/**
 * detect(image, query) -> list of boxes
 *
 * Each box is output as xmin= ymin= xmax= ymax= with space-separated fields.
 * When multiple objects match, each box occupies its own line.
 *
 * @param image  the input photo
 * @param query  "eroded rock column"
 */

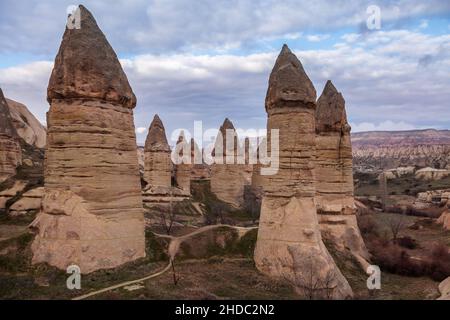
xmin=31 ymin=6 xmax=145 ymax=274
xmin=210 ymin=118 xmax=245 ymax=207
xmin=254 ymin=45 xmax=352 ymax=299
xmin=144 ymin=115 xmax=172 ymax=189
xmin=315 ymin=81 xmax=369 ymax=265
xmin=0 ymin=88 xmax=21 ymax=182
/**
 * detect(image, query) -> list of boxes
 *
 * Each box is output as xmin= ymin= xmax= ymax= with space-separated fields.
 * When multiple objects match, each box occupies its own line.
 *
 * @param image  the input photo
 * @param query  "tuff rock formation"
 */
xmin=142 ymin=115 xmax=188 ymax=205
xmin=210 ymin=118 xmax=245 ymax=207
xmin=315 ymin=81 xmax=369 ymax=264
xmin=30 ymin=6 xmax=145 ymax=273
xmin=174 ymin=131 xmax=191 ymax=193
xmin=6 ymin=98 xmax=46 ymax=149
xmin=144 ymin=115 xmax=172 ymax=188
xmin=254 ymin=45 xmax=353 ymax=299
xmin=190 ymin=138 xmax=210 ymax=180
xmin=0 ymin=88 xmax=21 ymax=182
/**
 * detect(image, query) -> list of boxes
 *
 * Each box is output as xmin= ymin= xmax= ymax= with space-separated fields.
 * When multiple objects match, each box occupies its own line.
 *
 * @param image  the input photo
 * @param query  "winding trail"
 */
xmin=72 ymin=224 xmax=257 ymax=300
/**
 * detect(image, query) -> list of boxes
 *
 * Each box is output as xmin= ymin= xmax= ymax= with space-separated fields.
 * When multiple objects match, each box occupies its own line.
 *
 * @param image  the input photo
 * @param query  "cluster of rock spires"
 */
xmin=30 ymin=6 xmax=145 ymax=273
xmin=254 ymin=45 xmax=363 ymax=299
xmin=0 ymin=5 xmax=373 ymax=296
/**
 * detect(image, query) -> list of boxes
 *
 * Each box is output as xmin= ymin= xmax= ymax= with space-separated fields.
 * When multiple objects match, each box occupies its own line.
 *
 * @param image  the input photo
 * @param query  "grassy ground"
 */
xmin=355 ymin=173 xmax=450 ymax=198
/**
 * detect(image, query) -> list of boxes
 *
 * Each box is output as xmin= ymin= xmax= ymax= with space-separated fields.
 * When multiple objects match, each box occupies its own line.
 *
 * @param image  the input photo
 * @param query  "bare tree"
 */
xmin=387 ymin=214 xmax=407 ymax=243
xmin=285 ymin=253 xmax=337 ymax=300
xmin=160 ymin=194 xmax=177 ymax=235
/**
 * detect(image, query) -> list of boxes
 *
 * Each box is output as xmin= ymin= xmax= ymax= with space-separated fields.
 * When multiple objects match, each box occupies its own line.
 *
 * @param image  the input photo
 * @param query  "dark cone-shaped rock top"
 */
xmin=316 ymin=80 xmax=349 ymax=133
xmin=266 ymin=44 xmax=316 ymax=112
xmin=47 ymin=5 xmax=136 ymax=108
xmin=0 ymin=88 xmax=19 ymax=138
xmin=145 ymin=115 xmax=170 ymax=152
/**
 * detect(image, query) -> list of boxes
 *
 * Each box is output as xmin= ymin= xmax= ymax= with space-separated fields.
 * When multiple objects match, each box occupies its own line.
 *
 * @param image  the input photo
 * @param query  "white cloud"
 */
xmin=350 ymin=121 xmax=417 ymax=132
xmin=341 ymin=33 xmax=360 ymax=43
xmin=1 ymin=29 xmax=450 ymax=144
xmin=419 ymin=19 xmax=429 ymax=29
xmin=136 ymin=127 xmax=147 ymax=134
xmin=306 ymin=34 xmax=330 ymax=42
xmin=1 ymin=0 xmax=449 ymax=54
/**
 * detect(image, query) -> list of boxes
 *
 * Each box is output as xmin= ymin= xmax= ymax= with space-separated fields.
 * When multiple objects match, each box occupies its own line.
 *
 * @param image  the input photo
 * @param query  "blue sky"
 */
xmin=0 ymin=0 xmax=449 ymax=144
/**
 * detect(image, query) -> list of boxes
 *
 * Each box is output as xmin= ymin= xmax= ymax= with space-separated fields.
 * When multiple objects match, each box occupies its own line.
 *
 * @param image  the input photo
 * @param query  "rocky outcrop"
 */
xmin=144 ymin=115 xmax=172 ymax=188
xmin=415 ymin=167 xmax=450 ymax=181
xmin=31 ymin=5 xmax=145 ymax=274
xmin=210 ymin=118 xmax=245 ymax=208
xmin=174 ymin=132 xmax=191 ymax=193
xmin=0 ymin=89 xmax=21 ymax=182
xmin=414 ymin=189 xmax=450 ymax=209
xmin=438 ymin=277 xmax=450 ymax=300
xmin=315 ymin=80 xmax=369 ymax=263
xmin=352 ymin=129 xmax=450 ymax=171
xmin=437 ymin=209 xmax=450 ymax=231
xmin=254 ymin=45 xmax=352 ymax=299
xmin=5 ymin=98 xmax=46 ymax=149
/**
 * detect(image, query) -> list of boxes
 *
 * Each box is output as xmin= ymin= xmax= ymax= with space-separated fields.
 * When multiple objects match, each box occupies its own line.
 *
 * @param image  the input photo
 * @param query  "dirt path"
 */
xmin=72 ymin=224 xmax=257 ymax=300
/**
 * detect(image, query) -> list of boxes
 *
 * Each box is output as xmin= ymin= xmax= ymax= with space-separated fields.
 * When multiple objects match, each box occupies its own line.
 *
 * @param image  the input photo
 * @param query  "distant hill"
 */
xmin=351 ymin=129 xmax=450 ymax=171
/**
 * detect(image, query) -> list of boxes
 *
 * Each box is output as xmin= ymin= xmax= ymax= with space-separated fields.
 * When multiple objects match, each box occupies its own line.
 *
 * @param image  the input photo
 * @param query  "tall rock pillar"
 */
xmin=31 ymin=6 xmax=145 ymax=273
xmin=0 ymin=88 xmax=21 ymax=182
xmin=315 ymin=81 xmax=369 ymax=263
xmin=254 ymin=45 xmax=352 ymax=299
xmin=210 ymin=118 xmax=245 ymax=207
xmin=144 ymin=115 xmax=172 ymax=188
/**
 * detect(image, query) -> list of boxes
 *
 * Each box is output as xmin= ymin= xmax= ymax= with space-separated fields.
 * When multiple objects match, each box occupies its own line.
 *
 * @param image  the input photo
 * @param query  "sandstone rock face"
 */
xmin=210 ymin=119 xmax=245 ymax=207
xmin=254 ymin=45 xmax=352 ymax=299
xmin=144 ymin=115 xmax=172 ymax=188
xmin=0 ymin=89 xmax=21 ymax=182
xmin=315 ymin=81 xmax=369 ymax=262
xmin=6 ymin=98 xmax=46 ymax=149
xmin=31 ymin=5 xmax=145 ymax=274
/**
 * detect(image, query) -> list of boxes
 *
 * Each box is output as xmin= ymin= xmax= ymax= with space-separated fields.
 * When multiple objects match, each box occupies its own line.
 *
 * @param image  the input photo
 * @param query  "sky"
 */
xmin=0 ymin=0 xmax=449 ymax=145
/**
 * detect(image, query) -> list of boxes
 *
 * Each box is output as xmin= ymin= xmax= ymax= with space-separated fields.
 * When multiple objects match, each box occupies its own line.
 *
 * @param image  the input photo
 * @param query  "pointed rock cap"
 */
xmin=316 ymin=80 xmax=349 ymax=133
xmin=266 ymin=44 xmax=316 ymax=112
xmin=145 ymin=115 xmax=170 ymax=152
xmin=0 ymin=88 xmax=19 ymax=138
xmin=47 ymin=5 xmax=136 ymax=108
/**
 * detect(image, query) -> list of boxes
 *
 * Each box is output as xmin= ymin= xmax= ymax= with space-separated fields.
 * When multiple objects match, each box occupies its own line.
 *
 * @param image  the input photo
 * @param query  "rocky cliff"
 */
xmin=352 ymin=130 xmax=450 ymax=171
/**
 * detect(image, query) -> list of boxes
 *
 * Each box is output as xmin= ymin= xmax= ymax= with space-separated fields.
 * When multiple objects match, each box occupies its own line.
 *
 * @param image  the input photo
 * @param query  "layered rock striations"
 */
xmin=254 ymin=45 xmax=352 ymax=299
xmin=315 ymin=81 xmax=369 ymax=263
xmin=31 ymin=6 xmax=145 ymax=273
xmin=0 ymin=88 xmax=21 ymax=182
xmin=210 ymin=118 xmax=245 ymax=207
